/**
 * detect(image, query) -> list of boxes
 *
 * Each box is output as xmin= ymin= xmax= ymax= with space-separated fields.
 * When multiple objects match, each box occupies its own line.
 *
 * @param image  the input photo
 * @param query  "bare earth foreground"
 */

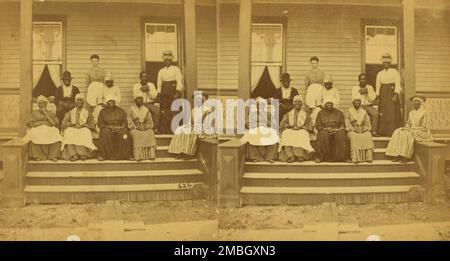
xmin=1 ymin=173 xmax=450 ymax=241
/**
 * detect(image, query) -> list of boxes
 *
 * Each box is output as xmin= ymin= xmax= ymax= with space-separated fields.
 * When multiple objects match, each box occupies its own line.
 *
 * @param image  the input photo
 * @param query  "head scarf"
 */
xmin=293 ymin=95 xmax=303 ymax=103
xmin=323 ymin=95 xmax=337 ymax=106
xmin=105 ymin=94 xmax=119 ymax=104
xmin=36 ymin=95 xmax=48 ymax=104
xmin=381 ymin=53 xmax=393 ymax=63
xmin=75 ymin=93 xmax=85 ymax=101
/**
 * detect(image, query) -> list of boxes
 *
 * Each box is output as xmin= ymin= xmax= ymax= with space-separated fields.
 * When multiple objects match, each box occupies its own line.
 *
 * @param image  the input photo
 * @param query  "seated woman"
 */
xmin=97 ymin=94 xmax=132 ymax=161
xmin=61 ymin=94 xmax=97 ymax=161
xmin=315 ymin=96 xmax=349 ymax=163
xmin=128 ymin=93 xmax=157 ymax=161
xmin=241 ymin=98 xmax=279 ymax=163
xmin=385 ymin=95 xmax=432 ymax=163
xmin=168 ymin=92 xmax=212 ymax=160
xmin=24 ymin=95 xmax=62 ymax=161
xmin=278 ymin=95 xmax=314 ymax=163
xmin=347 ymin=98 xmax=374 ymax=164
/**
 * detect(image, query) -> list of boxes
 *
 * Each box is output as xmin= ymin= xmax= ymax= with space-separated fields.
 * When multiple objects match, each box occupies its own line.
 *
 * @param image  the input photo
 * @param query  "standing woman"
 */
xmin=385 ymin=95 xmax=432 ymax=163
xmin=128 ymin=93 xmax=157 ymax=161
xmin=61 ymin=94 xmax=97 ymax=161
xmin=86 ymin=54 xmax=107 ymax=111
xmin=347 ymin=98 xmax=374 ymax=164
xmin=24 ymin=96 xmax=62 ymax=161
xmin=375 ymin=53 xmax=403 ymax=136
xmin=168 ymin=92 xmax=212 ymax=160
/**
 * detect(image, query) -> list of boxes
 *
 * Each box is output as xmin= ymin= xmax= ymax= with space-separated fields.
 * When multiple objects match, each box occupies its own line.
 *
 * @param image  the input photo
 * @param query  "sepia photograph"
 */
xmin=0 ymin=0 xmax=450 ymax=250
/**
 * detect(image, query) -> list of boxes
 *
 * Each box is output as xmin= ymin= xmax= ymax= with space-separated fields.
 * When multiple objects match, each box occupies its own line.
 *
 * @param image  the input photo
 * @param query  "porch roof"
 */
xmin=0 ymin=0 xmax=216 ymax=7
xmin=218 ymin=0 xmax=450 ymax=10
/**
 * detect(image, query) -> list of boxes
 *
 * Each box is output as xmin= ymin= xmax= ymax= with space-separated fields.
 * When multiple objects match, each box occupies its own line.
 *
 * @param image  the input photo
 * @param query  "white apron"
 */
xmin=23 ymin=125 xmax=62 ymax=145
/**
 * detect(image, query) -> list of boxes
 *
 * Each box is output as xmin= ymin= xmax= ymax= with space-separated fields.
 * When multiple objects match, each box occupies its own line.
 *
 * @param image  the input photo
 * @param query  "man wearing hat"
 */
xmin=273 ymin=72 xmax=299 ymax=121
xmin=375 ymin=53 xmax=403 ymax=136
xmin=157 ymin=50 xmax=184 ymax=134
xmin=54 ymin=71 xmax=80 ymax=127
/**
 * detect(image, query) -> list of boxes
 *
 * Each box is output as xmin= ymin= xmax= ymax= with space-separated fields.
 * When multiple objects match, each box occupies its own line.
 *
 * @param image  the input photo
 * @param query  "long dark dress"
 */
xmin=97 ymin=106 xmax=132 ymax=160
xmin=315 ymin=108 xmax=349 ymax=162
xmin=378 ymin=83 xmax=403 ymax=136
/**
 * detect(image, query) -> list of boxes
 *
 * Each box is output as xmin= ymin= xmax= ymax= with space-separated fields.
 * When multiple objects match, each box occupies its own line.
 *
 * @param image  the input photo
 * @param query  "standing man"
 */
xmin=157 ymin=50 xmax=184 ymax=134
xmin=376 ymin=53 xmax=403 ymax=137
xmin=54 ymin=71 xmax=80 ymax=126
xmin=273 ymin=73 xmax=299 ymax=121
xmin=305 ymin=56 xmax=325 ymax=89
xmin=133 ymin=71 xmax=160 ymax=132
xmin=352 ymin=73 xmax=379 ymax=136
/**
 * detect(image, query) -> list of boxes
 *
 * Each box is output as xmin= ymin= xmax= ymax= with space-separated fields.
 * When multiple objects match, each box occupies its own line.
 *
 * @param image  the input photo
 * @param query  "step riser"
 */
xmin=245 ymin=164 xmax=416 ymax=173
xmin=243 ymin=178 xmax=421 ymax=187
xmin=310 ymin=140 xmax=388 ymax=149
xmin=27 ymin=175 xmax=204 ymax=186
xmin=156 ymin=150 xmax=170 ymax=157
xmin=242 ymin=192 xmax=423 ymax=205
xmin=26 ymin=190 xmax=202 ymax=204
xmin=156 ymin=139 xmax=171 ymax=147
xmin=28 ymin=161 xmax=199 ymax=172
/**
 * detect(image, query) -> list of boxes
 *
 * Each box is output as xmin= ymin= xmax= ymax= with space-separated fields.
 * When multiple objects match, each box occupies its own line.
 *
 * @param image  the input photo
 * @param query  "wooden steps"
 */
xmin=242 ymin=172 xmax=421 ymax=187
xmin=245 ymin=160 xmax=416 ymax=173
xmin=241 ymin=185 xmax=424 ymax=205
xmin=26 ymin=169 xmax=203 ymax=186
xmin=25 ymin=183 xmax=202 ymax=204
xmin=24 ymin=134 xmax=208 ymax=204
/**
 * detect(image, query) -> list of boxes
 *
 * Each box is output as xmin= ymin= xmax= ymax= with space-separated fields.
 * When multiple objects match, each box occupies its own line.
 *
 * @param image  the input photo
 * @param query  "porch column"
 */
xmin=20 ymin=0 xmax=33 ymax=136
xmin=184 ymin=0 xmax=197 ymax=100
xmin=403 ymin=0 xmax=416 ymax=120
xmin=238 ymin=0 xmax=252 ymax=100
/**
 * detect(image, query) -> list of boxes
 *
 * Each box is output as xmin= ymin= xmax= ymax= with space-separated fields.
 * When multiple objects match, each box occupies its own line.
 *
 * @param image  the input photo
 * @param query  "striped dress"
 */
xmin=168 ymin=105 xmax=210 ymax=156
xmin=385 ymin=107 xmax=432 ymax=159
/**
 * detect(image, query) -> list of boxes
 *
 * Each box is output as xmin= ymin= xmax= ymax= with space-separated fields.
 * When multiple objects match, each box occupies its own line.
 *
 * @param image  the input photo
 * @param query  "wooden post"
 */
xmin=1 ymin=138 xmax=29 ymax=207
xmin=402 ymin=0 xmax=415 ymax=121
xmin=184 ymin=0 xmax=197 ymax=101
xmin=238 ymin=0 xmax=252 ymax=100
xmin=218 ymin=139 xmax=246 ymax=208
xmin=20 ymin=0 xmax=33 ymax=136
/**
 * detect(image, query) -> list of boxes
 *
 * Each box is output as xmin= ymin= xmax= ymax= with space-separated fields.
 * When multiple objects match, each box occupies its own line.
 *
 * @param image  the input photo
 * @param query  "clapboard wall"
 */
xmin=217 ymin=4 xmax=402 ymax=109
xmin=0 ymin=2 xmax=216 ymax=112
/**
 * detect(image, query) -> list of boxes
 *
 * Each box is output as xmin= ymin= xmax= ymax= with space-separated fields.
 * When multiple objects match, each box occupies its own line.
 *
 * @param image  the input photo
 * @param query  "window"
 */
xmin=365 ymin=25 xmax=398 ymax=64
xmin=32 ymin=21 xmax=63 ymax=88
xmin=251 ymin=23 xmax=283 ymax=90
xmin=145 ymin=23 xmax=179 ymax=62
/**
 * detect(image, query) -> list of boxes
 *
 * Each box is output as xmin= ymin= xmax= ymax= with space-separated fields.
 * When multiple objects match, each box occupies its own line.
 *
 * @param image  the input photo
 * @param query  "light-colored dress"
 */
xmin=128 ymin=104 xmax=157 ymax=160
xmin=85 ymin=67 xmax=106 ymax=106
xmin=278 ymin=109 xmax=314 ymax=161
xmin=23 ymin=110 xmax=62 ymax=160
xmin=347 ymin=106 xmax=374 ymax=163
xmin=385 ymin=107 xmax=432 ymax=159
xmin=61 ymin=107 xmax=97 ymax=160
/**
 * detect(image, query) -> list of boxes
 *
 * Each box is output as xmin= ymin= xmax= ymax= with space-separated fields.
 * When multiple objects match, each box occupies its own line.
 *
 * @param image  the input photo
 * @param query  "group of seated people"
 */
xmin=241 ymin=93 xmax=431 ymax=164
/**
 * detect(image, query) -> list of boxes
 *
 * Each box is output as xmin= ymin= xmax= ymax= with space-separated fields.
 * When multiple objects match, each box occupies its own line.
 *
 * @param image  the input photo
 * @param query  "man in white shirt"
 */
xmin=375 ymin=53 xmax=403 ymax=136
xmin=133 ymin=71 xmax=160 ymax=132
xmin=352 ymin=73 xmax=379 ymax=136
xmin=157 ymin=50 xmax=184 ymax=134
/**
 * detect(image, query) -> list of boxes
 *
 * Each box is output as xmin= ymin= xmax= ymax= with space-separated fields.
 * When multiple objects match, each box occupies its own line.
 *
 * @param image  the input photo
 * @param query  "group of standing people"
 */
xmin=241 ymin=53 xmax=432 ymax=164
xmin=25 ymin=50 xmax=191 ymax=162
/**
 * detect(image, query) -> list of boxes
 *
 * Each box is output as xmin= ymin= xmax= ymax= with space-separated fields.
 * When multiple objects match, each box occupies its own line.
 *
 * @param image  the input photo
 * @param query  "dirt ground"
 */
xmin=218 ymin=201 xmax=450 ymax=230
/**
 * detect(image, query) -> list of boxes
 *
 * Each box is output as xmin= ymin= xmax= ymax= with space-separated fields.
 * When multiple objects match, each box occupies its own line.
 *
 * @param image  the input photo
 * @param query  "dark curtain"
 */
xmin=250 ymin=66 xmax=277 ymax=99
xmin=32 ymin=64 xmax=57 ymax=98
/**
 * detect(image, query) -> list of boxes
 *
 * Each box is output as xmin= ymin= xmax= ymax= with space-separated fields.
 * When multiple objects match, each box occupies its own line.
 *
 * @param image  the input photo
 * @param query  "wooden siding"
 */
xmin=218 ymin=4 xmax=402 ymax=108
xmin=196 ymin=5 xmax=217 ymax=91
xmin=0 ymin=3 xmax=20 ymax=91
xmin=415 ymin=9 xmax=450 ymax=93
